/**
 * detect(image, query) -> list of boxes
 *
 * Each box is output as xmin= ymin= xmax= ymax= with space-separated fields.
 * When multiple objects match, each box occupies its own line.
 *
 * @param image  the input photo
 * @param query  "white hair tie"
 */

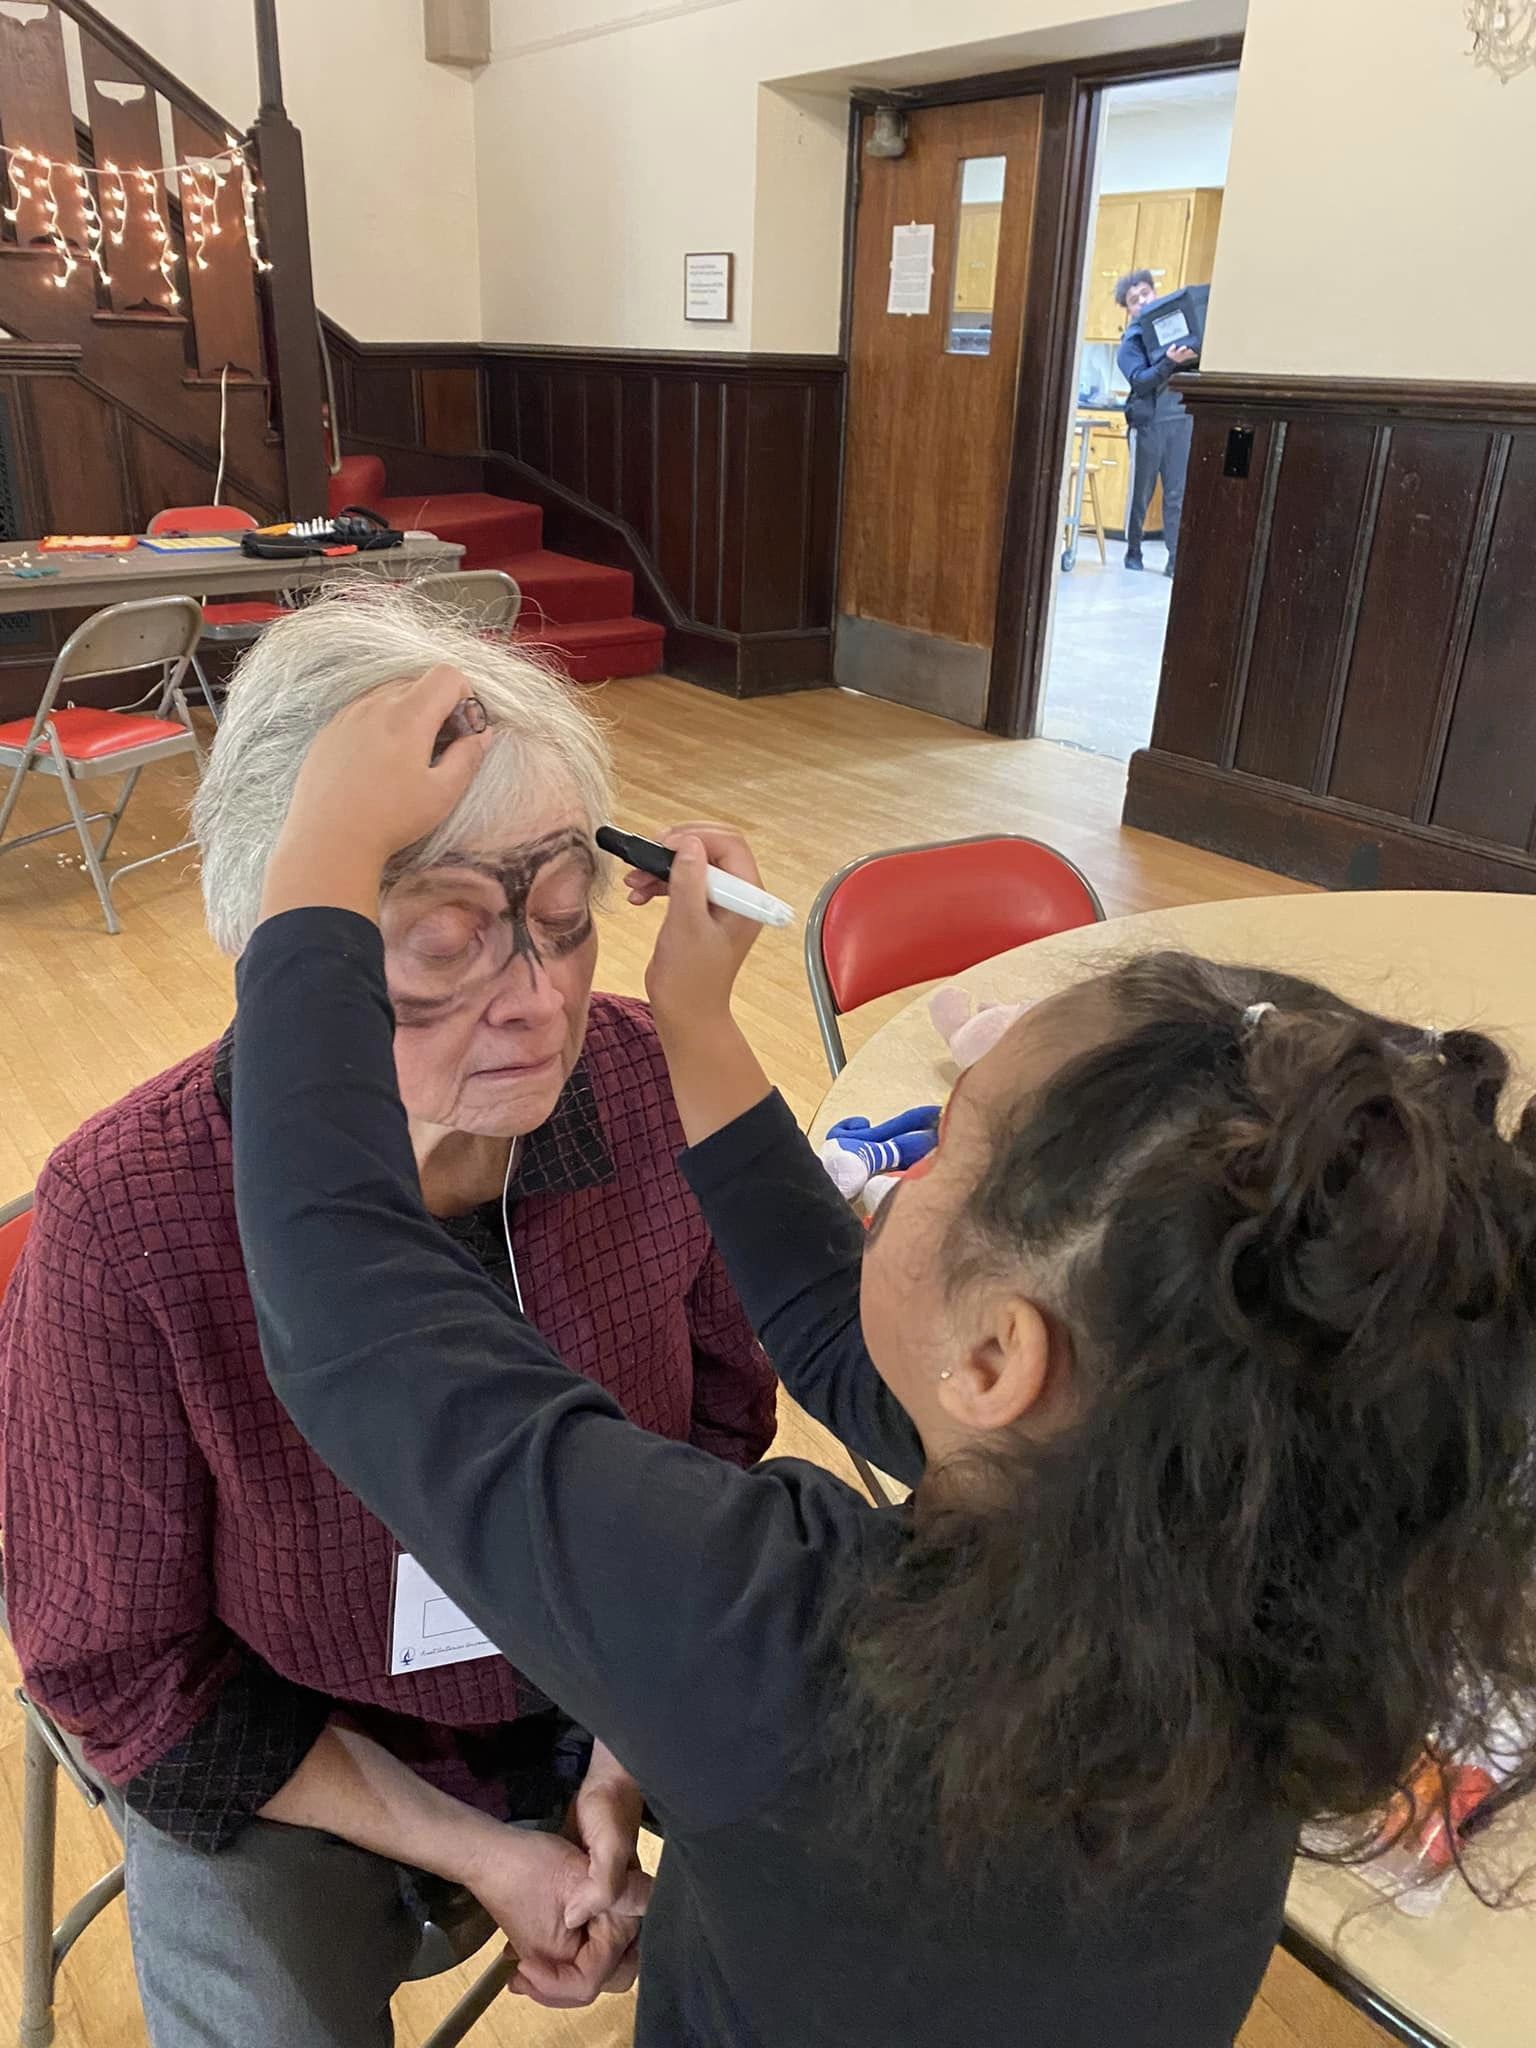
xmin=1242 ymin=1001 xmax=1275 ymax=1027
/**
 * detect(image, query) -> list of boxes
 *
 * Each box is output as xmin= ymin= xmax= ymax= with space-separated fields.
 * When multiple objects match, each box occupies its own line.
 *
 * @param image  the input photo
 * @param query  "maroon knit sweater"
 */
xmin=0 ymin=994 xmax=774 ymax=1844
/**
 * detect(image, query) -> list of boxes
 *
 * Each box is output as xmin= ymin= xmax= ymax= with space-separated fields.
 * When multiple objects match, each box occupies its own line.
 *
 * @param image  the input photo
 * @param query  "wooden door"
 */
xmin=1084 ymin=197 xmax=1139 ymax=341
xmin=1131 ymin=194 xmax=1191 ymax=301
xmin=837 ymin=97 xmax=1043 ymax=727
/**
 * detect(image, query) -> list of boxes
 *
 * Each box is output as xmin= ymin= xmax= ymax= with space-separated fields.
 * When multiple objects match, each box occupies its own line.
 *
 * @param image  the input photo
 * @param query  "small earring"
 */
xmin=938 ymin=1369 xmax=953 ymax=1381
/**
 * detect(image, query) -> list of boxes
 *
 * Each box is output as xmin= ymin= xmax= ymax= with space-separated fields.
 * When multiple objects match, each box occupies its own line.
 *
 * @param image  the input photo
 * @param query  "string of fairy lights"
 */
xmin=0 ymin=134 xmax=271 ymax=302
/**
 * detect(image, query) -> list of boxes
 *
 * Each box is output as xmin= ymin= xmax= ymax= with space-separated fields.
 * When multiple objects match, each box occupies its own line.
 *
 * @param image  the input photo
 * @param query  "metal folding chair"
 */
xmin=9 ymin=1676 xmax=128 ymax=2048
xmin=412 ymin=568 xmax=523 ymax=633
xmin=147 ymin=505 xmax=287 ymax=723
xmin=805 ymin=834 xmax=1106 ymax=1078
xmin=0 ymin=1188 xmax=510 ymax=2048
xmin=0 ymin=597 xmax=205 ymax=936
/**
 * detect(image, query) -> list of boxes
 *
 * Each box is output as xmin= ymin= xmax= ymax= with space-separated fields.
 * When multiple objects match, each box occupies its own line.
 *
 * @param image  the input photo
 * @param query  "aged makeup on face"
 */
xmin=386 ymin=828 xmax=597 ymax=1023
xmin=379 ymin=820 xmax=600 ymax=1138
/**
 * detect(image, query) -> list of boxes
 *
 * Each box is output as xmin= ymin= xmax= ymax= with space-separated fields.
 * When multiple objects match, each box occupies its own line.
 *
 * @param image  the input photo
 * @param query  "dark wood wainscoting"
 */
xmin=1124 ymin=377 xmax=1536 ymax=892
xmin=0 ymin=342 xmax=283 ymax=716
xmin=325 ymin=331 xmax=845 ymax=697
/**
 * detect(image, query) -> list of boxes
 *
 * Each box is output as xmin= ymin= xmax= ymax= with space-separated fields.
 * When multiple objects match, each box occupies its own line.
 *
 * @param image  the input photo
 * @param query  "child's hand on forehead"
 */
xmin=285 ymin=669 xmax=490 ymax=869
xmin=260 ymin=667 xmax=493 ymax=928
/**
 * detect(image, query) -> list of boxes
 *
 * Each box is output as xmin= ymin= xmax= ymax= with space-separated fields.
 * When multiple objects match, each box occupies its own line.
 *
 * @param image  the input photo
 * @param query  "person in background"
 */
xmin=0 ymin=588 xmax=776 ymax=2048
xmin=1116 ymin=267 xmax=1200 ymax=577
xmin=226 ymin=666 xmax=1536 ymax=2047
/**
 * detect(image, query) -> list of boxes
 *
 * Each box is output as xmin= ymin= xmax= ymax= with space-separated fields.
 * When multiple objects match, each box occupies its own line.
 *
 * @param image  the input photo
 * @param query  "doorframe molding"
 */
xmin=844 ymin=32 xmax=1245 ymax=737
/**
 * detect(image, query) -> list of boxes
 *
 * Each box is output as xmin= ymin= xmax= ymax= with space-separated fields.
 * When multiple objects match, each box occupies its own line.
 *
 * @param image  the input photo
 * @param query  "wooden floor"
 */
xmin=0 ymin=677 xmax=1389 ymax=2047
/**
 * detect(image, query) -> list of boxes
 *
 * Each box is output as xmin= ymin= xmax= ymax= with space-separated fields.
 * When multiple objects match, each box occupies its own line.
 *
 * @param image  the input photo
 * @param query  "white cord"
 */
xmin=318 ymin=312 xmax=344 ymax=477
xmin=213 ymin=362 xmax=230 ymax=505
xmin=500 ymin=1138 xmax=526 ymax=1315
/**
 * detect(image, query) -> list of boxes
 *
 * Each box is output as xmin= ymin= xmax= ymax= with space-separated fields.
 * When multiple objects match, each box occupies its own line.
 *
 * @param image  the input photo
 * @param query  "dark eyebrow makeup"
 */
xmin=460 ymin=829 xmax=597 ymax=974
xmin=389 ymin=832 xmax=598 ymax=1011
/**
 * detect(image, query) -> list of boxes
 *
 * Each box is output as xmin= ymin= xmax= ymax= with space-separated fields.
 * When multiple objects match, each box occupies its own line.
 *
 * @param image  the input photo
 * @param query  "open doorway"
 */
xmin=1037 ymin=70 xmax=1239 ymax=761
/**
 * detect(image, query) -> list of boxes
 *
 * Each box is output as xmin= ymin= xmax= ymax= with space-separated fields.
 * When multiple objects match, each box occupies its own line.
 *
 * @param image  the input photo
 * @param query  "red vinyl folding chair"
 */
xmin=147 ymin=504 xmax=286 ymax=721
xmin=806 ymin=833 xmax=1105 ymax=1076
xmin=0 ymin=596 xmax=205 ymax=935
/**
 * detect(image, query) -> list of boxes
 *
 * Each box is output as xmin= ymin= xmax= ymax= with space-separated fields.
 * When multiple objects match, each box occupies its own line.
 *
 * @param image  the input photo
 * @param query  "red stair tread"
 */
xmin=515 ymin=615 xmax=664 ymax=686
xmin=377 ymin=492 xmax=543 ymax=566
xmin=357 ymin=480 xmax=665 ymax=679
xmin=491 ymin=549 xmax=634 ymax=627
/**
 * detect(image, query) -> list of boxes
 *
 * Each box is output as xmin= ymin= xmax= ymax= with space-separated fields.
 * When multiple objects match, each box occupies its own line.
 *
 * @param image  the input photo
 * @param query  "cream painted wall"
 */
xmin=475 ymin=0 xmax=1244 ymax=351
xmin=93 ymin=0 xmax=482 ymax=341
xmin=1206 ymin=0 xmax=1536 ymax=379
xmin=1099 ymin=95 xmax=1235 ymax=192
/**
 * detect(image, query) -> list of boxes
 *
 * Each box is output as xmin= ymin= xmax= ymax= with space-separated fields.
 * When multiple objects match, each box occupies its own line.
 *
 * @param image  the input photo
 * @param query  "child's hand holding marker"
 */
xmin=603 ymin=823 xmax=772 ymax=1027
xmin=607 ymin=823 xmax=779 ymax=1141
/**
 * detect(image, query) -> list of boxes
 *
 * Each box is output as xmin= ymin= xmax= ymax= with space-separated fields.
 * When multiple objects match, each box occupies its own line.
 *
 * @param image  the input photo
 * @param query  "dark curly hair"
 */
xmin=1114 ymin=267 xmax=1156 ymax=308
xmin=835 ymin=952 xmax=1536 ymax=1896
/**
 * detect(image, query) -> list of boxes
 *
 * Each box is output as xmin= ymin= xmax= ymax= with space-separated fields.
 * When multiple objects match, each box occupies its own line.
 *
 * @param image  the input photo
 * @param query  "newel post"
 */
xmin=250 ymin=0 xmax=326 ymax=516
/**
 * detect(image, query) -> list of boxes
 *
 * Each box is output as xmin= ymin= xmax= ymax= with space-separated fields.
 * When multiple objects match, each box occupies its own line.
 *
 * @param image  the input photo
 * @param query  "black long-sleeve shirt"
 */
xmin=1118 ymin=320 xmax=1188 ymax=428
xmin=231 ymin=908 xmax=1294 ymax=2048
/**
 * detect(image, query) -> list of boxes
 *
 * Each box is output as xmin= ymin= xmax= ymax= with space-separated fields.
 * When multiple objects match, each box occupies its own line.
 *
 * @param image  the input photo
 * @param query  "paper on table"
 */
xmin=887 ymin=222 xmax=935 ymax=316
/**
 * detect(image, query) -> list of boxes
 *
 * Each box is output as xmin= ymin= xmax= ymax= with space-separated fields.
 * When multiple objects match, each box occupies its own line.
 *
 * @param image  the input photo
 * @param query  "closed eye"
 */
xmin=535 ymin=908 xmax=595 ymax=959
xmin=405 ymin=905 xmax=483 ymax=964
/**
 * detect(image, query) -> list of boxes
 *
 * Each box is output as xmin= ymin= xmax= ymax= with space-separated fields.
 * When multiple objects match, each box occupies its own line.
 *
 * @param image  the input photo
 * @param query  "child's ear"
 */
xmin=938 ymin=1296 xmax=1054 ymax=1434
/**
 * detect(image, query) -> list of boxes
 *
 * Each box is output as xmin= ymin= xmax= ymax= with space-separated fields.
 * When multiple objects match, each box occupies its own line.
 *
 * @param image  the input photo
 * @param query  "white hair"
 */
xmin=192 ymin=580 xmax=613 ymax=956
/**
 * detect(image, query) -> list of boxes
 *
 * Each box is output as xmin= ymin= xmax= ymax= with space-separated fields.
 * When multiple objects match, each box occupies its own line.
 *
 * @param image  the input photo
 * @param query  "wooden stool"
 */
xmin=1065 ymin=460 xmax=1109 ymax=564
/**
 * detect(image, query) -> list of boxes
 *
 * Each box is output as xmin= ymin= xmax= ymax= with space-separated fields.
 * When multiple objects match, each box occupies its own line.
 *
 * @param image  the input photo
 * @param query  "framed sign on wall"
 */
xmin=684 ymin=252 xmax=734 ymax=322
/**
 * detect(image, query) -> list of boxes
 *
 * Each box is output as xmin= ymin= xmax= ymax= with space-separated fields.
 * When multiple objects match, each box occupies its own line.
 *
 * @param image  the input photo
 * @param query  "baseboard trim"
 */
xmin=1123 ymin=750 xmax=1536 ymax=894
xmin=834 ymin=614 xmax=990 ymax=728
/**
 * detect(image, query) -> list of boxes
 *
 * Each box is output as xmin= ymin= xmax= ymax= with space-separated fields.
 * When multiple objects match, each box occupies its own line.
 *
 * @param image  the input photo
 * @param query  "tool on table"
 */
xmin=241 ymin=507 xmax=405 ymax=559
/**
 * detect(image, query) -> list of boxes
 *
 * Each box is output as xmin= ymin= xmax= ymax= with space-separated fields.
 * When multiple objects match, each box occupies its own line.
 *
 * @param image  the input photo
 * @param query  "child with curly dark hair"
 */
xmin=230 ymin=669 xmax=1536 ymax=2048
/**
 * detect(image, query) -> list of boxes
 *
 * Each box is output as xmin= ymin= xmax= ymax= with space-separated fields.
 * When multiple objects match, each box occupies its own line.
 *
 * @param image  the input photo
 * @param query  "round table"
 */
xmin=814 ymin=893 xmax=1536 ymax=2048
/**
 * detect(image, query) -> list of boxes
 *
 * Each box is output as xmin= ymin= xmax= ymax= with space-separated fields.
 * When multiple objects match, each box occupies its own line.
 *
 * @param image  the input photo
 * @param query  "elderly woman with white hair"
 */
xmin=0 ymin=586 xmax=775 ymax=2045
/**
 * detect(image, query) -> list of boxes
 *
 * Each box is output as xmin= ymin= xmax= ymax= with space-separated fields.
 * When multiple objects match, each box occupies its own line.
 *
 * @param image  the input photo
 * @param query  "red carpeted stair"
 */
xmin=331 ymin=463 xmax=665 ymax=684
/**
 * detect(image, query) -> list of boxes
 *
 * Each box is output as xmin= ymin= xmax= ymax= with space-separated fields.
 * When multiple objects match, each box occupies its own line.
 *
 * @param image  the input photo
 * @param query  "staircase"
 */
xmin=335 ymin=463 xmax=665 ymax=684
xmin=0 ymin=4 xmax=665 ymax=690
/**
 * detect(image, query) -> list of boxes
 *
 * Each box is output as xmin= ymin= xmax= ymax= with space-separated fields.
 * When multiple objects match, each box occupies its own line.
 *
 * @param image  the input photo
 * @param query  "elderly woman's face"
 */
xmin=379 ymin=795 xmax=599 ymax=1137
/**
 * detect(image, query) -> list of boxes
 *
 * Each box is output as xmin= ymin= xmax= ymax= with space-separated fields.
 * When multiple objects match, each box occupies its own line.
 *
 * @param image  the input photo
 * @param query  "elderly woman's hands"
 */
xmin=461 ymin=1824 xmax=648 ymax=2008
xmin=259 ymin=665 xmax=492 ymax=929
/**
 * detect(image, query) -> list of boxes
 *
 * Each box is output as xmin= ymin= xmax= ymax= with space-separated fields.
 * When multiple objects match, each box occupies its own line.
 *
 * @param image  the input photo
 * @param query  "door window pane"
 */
xmin=947 ymin=155 xmax=1006 ymax=356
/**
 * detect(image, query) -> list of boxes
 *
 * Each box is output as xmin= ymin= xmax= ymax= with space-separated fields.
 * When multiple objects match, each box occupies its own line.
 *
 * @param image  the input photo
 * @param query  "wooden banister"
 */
xmin=37 ymin=0 xmax=327 ymax=516
xmin=249 ymin=0 xmax=325 ymax=514
xmin=51 ymin=0 xmax=235 ymax=146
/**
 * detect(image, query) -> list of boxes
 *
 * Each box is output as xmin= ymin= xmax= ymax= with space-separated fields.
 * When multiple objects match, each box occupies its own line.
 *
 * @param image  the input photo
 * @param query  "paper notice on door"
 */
xmin=388 ymin=1551 xmax=498 ymax=1676
xmin=887 ymin=222 xmax=935 ymax=316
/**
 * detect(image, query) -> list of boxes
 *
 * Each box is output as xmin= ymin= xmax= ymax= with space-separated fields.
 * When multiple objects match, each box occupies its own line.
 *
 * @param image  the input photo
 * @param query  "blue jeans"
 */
xmin=126 ymin=1810 xmax=441 ymax=2047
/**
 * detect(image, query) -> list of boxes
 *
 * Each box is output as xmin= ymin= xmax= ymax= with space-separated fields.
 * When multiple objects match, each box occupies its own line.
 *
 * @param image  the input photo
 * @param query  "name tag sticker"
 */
xmin=388 ymin=1551 xmax=499 ymax=1676
xmin=1153 ymin=309 xmax=1191 ymax=346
